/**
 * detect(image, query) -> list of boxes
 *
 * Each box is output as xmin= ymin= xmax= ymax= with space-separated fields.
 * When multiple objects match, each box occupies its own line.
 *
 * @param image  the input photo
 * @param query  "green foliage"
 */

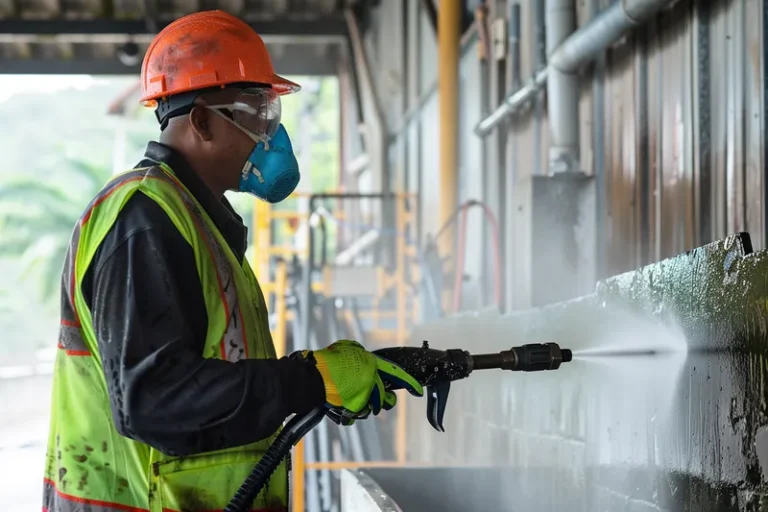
xmin=0 ymin=155 xmax=113 ymax=307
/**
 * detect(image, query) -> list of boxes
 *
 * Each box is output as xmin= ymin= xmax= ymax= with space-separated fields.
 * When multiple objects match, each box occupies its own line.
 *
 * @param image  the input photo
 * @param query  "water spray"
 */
xmin=573 ymin=348 xmax=664 ymax=358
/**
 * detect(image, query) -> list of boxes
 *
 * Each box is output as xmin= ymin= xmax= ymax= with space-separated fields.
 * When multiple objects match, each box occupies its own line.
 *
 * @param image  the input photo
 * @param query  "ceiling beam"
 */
xmin=0 ymin=17 xmax=348 ymax=44
xmin=0 ymin=53 xmax=338 ymax=76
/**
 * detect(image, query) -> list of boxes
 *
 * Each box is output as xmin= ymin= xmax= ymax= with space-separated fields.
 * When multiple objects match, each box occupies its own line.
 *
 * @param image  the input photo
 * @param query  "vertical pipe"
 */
xmin=437 ymin=0 xmax=461 ymax=265
xmin=337 ymin=58 xmax=349 ymax=251
xmin=504 ymin=1 xmax=521 ymax=312
xmin=395 ymin=196 xmax=408 ymax=463
xmin=534 ymin=0 xmax=546 ymax=177
xmin=592 ymin=41 xmax=607 ymax=278
xmin=545 ymin=0 xmax=579 ymax=174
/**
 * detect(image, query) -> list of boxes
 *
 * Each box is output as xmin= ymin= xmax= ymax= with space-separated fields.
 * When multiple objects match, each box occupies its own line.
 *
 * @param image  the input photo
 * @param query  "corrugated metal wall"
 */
xmin=592 ymin=0 xmax=765 ymax=277
xmin=353 ymin=0 xmax=765 ymax=310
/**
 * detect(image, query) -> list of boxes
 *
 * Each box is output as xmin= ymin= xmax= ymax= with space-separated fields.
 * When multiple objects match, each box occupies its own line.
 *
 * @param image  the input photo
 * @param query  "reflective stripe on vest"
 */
xmin=44 ymin=478 xmax=149 ymax=512
xmin=59 ymin=167 xmax=248 ymax=361
xmin=44 ymin=164 xmax=286 ymax=512
xmin=44 ymin=477 xmax=279 ymax=512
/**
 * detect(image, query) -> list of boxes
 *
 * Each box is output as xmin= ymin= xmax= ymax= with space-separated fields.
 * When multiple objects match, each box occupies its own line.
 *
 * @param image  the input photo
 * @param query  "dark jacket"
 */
xmin=78 ymin=141 xmax=324 ymax=456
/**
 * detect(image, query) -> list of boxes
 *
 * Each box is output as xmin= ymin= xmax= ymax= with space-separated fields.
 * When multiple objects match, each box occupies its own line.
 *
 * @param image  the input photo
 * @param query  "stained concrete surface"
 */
xmin=403 ymin=233 xmax=768 ymax=511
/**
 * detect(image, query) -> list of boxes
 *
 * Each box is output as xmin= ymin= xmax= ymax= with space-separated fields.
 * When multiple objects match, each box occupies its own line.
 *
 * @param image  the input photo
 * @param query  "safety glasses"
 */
xmin=206 ymin=87 xmax=282 ymax=140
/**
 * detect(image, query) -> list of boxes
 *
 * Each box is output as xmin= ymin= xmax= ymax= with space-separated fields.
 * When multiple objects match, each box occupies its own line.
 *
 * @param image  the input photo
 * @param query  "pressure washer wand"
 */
xmin=224 ymin=342 xmax=572 ymax=512
xmin=374 ymin=341 xmax=572 ymax=432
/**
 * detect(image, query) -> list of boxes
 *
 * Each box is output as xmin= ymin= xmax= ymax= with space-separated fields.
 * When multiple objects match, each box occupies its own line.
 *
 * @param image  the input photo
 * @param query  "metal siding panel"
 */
xmin=693 ymin=2 xmax=711 ymax=248
xmin=458 ymin=43 xmax=484 ymax=310
xmin=604 ymin=37 xmax=641 ymax=276
xmin=725 ymin=0 xmax=746 ymax=235
xmin=710 ymin=5 xmax=729 ymax=241
xmin=407 ymin=0 xmax=420 ymax=110
xmin=744 ymin=0 xmax=764 ymax=249
xmin=408 ymin=122 xmax=419 ymax=193
xmin=420 ymin=92 xmax=440 ymax=242
xmin=635 ymin=1 xmax=694 ymax=262
xmin=381 ymin=0 xmax=404 ymax=131
xmin=419 ymin=3 xmax=438 ymax=97
xmin=657 ymin=2 xmax=695 ymax=260
xmin=497 ymin=0 xmax=765 ymax=301
xmin=647 ymin=18 xmax=662 ymax=263
xmin=704 ymin=0 xmax=766 ymax=247
xmin=505 ymin=0 xmax=544 ymax=309
xmin=597 ymin=0 xmax=765 ymax=269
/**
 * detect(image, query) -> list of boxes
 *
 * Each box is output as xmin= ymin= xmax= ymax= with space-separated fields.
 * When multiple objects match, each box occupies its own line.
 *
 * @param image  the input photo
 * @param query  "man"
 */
xmin=43 ymin=10 xmax=422 ymax=512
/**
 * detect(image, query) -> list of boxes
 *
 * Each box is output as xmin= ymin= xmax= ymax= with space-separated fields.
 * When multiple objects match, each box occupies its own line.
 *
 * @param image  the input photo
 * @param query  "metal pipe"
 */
xmin=546 ymin=0 xmax=579 ymax=174
xmin=475 ymin=69 xmax=547 ymax=135
xmin=550 ymin=0 xmax=669 ymax=73
xmin=475 ymin=0 xmax=674 ymax=137
xmin=437 ymin=0 xmax=461 ymax=264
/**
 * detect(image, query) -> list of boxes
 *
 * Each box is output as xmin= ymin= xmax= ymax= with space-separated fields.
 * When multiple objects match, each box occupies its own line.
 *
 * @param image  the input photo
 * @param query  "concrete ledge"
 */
xmin=341 ymin=469 xmax=403 ymax=512
xmin=405 ymin=233 xmax=768 ymax=511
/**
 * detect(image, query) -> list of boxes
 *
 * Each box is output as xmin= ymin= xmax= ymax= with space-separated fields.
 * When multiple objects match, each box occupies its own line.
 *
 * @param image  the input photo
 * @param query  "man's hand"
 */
xmin=296 ymin=340 xmax=423 ymax=425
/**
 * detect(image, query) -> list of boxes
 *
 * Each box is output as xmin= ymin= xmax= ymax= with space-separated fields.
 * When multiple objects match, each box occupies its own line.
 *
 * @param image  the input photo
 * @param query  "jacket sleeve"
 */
xmin=81 ymin=192 xmax=325 ymax=457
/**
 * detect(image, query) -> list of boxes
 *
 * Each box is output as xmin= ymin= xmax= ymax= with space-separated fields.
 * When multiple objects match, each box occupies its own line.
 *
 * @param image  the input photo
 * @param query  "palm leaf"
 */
xmin=0 ymin=154 xmax=111 ymax=304
xmin=0 ymin=179 xmax=87 ymax=225
xmin=0 ymin=212 xmax=75 ymax=235
xmin=0 ymin=236 xmax=36 ymax=257
xmin=0 ymin=179 xmax=73 ymax=205
xmin=62 ymin=157 xmax=112 ymax=193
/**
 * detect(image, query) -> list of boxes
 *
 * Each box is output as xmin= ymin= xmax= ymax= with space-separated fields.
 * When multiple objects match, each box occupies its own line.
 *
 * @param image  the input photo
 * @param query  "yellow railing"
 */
xmin=249 ymin=193 xmax=420 ymax=510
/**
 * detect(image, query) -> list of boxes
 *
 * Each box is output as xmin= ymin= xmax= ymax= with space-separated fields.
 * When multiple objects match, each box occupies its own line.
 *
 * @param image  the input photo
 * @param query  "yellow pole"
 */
xmin=438 ymin=0 xmax=461 ymax=263
xmin=291 ymin=439 xmax=305 ymax=512
xmin=273 ymin=259 xmax=288 ymax=358
xmin=253 ymin=199 xmax=272 ymax=284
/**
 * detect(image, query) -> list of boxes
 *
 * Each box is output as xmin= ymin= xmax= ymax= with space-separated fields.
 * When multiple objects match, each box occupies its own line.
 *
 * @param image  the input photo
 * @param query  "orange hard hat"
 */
xmin=139 ymin=10 xmax=300 ymax=106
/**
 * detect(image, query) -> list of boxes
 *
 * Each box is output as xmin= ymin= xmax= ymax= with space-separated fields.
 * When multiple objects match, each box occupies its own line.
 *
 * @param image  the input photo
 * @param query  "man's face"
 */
xmin=187 ymin=87 xmax=258 ymax=191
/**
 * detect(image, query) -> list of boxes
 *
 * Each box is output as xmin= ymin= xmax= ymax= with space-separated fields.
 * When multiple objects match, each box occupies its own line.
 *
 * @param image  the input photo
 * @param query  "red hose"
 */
xmin=452 ymin=206 xmax=470 ymax=313
xmin=451 ymin=200 xmax=503 ymax=314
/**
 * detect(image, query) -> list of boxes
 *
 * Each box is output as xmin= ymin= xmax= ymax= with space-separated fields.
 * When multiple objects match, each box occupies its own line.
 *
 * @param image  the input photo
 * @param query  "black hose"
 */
xmin=224 ymin=407 xmax=326 ymax=512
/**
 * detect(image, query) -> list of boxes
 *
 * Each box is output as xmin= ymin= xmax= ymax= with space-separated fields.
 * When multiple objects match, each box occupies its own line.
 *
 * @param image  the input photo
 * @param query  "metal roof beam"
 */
xmin=0 ymin=47 xmax=339 ymax=76
xmin=0 ymin=18 xmax=348 ymax=43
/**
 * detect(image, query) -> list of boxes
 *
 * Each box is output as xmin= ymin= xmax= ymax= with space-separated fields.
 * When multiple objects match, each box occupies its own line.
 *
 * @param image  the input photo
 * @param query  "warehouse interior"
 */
xmin=1 ymin=0 xmax=767 ymax=510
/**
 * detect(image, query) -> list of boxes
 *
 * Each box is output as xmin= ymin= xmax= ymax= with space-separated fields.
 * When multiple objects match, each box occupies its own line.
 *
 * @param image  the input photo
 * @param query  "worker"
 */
xmin=43 ymin=10 xmax=423 ymax=512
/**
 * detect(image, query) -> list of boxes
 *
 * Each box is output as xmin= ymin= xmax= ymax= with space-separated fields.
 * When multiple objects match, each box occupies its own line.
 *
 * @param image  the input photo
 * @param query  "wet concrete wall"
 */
xmin=404 ymin=233 xmax=768 ymax=511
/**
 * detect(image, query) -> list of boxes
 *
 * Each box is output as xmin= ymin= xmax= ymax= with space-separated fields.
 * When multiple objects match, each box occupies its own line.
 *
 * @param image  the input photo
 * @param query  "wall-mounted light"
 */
xmin=117 ymin=41 xmax=140 ymax=67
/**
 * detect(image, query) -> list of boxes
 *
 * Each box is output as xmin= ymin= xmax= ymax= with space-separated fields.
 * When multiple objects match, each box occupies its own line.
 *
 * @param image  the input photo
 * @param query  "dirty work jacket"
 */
xmin=43 ymin=142 xmax=324 ymax=512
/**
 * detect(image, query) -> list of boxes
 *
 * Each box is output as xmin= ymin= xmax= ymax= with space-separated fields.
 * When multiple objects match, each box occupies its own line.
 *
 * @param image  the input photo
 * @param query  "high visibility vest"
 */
xmin=43 ymin=164 xmax=288 ymax=512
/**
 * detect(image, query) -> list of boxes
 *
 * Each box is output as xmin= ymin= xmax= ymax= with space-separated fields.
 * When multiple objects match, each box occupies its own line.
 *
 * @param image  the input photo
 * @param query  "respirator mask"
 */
xmin=206 ymin=88 xmax=300 ymax=203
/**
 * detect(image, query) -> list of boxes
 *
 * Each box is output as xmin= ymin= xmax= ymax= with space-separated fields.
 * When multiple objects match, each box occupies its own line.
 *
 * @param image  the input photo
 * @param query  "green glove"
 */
xmin=301 ymin=340 xmax=424 ymax=418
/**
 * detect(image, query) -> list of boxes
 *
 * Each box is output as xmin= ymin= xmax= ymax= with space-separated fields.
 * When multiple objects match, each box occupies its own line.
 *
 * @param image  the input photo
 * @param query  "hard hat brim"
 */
xmin=140 ymin=73 xmax=301 ymax=107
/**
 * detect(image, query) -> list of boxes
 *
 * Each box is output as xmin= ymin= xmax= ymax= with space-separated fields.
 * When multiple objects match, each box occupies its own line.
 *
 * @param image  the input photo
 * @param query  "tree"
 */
xmin=0 ymin=156 xmax=113 ymax=307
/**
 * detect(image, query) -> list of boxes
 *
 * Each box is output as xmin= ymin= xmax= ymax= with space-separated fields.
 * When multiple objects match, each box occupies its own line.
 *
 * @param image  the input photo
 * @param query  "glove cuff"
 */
xmin=314 ymin=354 xmax=343 ymax=407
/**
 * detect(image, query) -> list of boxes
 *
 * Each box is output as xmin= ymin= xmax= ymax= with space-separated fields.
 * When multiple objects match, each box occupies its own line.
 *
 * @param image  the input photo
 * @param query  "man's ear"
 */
xmin=188 ymin=106 xmax=214 ymax=142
